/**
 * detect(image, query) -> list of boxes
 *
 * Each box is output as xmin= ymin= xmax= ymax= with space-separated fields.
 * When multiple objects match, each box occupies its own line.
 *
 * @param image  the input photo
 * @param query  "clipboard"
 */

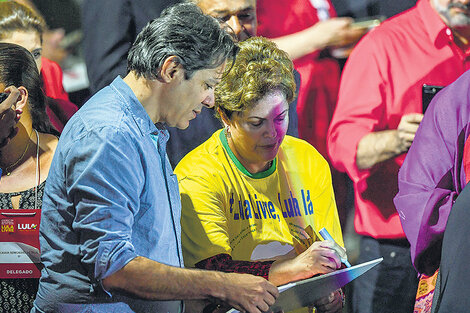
xmin=227 ymin=257 xmax=383 ymax=312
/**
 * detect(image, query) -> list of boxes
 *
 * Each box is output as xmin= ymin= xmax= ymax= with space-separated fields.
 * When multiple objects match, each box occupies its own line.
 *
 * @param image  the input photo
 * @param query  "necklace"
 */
xmin=2 ymin=129 xmax=35 ymax=176
xmin=34 ymin=129 xmax=40 ymax=210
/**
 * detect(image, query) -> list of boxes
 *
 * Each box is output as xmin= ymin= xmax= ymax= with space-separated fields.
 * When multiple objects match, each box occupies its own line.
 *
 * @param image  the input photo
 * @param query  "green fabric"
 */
xmin=219 ymin=129 xmax=276 ymax=179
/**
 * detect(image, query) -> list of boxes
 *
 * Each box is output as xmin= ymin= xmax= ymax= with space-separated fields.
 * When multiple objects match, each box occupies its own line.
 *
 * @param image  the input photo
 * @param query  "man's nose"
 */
xmin=227 ymin=15 xmax=243 ymax=37
xmin=202 ymin=90 xmax=215 ymax=108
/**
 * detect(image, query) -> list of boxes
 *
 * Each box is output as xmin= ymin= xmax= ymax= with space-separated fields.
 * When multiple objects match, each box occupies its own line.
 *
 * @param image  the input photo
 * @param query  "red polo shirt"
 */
xmin=257 ymin=0 xmax=338 ymax=158
xmin=327 ymin=0 xmax=470 ymax=239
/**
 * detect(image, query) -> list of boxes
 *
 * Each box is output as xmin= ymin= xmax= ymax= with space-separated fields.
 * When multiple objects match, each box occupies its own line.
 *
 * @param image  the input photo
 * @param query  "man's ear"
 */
xmin=159 ymin=56 xmax=184 ymax=83
xmin=15 ymin=86 xmax=28 ymax=111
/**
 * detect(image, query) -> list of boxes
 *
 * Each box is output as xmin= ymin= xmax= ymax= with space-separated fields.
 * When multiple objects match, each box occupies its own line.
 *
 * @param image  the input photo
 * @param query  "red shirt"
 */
xmin=464 ymin=135 xmax=470 ymax=184
xmin=41 ymin=57 xmax=78 ymax=132
xmin=327 ymin=0 xmax=470 ymax=239
xmin=257 ymin=0 xmax=339 ymax=158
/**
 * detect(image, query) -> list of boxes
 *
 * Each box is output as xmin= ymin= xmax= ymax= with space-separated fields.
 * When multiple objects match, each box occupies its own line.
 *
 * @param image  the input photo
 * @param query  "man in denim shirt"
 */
xmin=32 ymin=4 xmax=278 ymax=313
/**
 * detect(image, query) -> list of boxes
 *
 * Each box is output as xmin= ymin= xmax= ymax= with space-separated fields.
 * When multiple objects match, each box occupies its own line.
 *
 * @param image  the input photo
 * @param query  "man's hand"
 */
xmin=222 ymin=273 xmax=278 ymax=313
xmin=272 ymin=17 xmax=368 ymax=60
xmin=356 ymin=113 xmax=424 ymax=169
xmin=307 ymin=18 xmax=368 ymax=50
xmin=0 ymin=86 xmax=21 ymax=148
xmin=395 ymin=113 xmax=424 ymax=153
xmin=313 ymin=289 xmax=343 ymax=313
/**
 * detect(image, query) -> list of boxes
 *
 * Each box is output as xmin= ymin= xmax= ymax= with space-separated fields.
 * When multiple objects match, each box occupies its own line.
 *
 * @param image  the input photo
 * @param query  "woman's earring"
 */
xmin=225 ymin=125 xmax=231 ymax=138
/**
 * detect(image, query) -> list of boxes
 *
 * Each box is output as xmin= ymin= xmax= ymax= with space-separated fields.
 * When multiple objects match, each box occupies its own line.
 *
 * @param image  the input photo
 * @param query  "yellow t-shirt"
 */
xmin=176 ymin=130 xmax=343 ymax=267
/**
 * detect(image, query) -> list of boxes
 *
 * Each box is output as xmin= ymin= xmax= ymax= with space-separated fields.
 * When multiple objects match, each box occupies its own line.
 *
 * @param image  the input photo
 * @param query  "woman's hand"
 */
xmin=0 ymin=86 xmax=21 ymax=148
xmin=269 ymin=240 xmax=343 ymax=286
xmin=290 ymin=240 xmax=343 ymax=279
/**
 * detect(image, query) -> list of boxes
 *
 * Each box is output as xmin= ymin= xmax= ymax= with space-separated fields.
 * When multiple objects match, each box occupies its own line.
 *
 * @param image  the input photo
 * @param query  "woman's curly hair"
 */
xmin=215 ymin=36 xmax=296 ymax=121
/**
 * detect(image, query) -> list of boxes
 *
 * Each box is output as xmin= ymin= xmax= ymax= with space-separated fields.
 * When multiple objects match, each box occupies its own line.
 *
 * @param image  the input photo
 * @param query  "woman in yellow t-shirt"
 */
xmin=176 ymin=37 xmax=346 ymax=313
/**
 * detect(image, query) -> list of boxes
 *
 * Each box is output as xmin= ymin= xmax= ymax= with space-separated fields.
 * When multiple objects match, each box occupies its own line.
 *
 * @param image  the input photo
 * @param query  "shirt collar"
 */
xmin=417 ymin=0 xmax=452 ymax=45
xmin=417 ymin=0 xmax=470 ymax=55
xmin=154 ymin=123 xmax=170 ymax=145
xmin=110 ymin=76 xmax=159 ymax=137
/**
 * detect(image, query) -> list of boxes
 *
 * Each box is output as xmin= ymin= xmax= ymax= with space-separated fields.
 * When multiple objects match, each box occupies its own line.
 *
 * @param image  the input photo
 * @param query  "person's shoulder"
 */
xmin=282 ymin=135 xmax=317 ymax=150
xmin=429 ymin=71 xmax=470 ymax=116
xmin=40 ymin=132 xmax=59 ymax=153
xmin=60 ymin=89 xmax=142 ymax=149
xmin=175 ymin=130 xmax=225 ymax=178
xmin=379 ymin=5 xmax=417 ymax=28
xmin=279 ymin=137 xmax=331 ymax=185
xmin=78 ymin=86 xmax=129 ymax=127
xmin=356 ymin=6 xmax=419 ymax=47
xmin=281 ymin=136 xmax=327 ymax=165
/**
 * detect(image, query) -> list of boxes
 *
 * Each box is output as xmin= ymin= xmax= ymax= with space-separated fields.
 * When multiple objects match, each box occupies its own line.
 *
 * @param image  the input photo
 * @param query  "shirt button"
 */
xmin=390 ymin=251 xmax=396 ymax=258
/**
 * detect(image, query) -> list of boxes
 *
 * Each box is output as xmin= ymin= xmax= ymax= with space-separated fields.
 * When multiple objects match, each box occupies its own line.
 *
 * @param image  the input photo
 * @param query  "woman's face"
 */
xmin=226 ymin=89 xmax=289 ymax=174
xmin=1 ymin=30 xmax=42 ymax=71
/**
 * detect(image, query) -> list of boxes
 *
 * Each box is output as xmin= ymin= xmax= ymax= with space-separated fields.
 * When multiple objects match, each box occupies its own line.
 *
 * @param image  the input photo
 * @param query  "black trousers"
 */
xmin=352 ymin=236 xmax=419 ymax=313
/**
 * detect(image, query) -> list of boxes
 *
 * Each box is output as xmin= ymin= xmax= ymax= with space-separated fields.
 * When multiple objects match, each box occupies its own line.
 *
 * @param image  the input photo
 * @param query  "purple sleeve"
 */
xmin=394 ymin=75 xmax=470 ymax=275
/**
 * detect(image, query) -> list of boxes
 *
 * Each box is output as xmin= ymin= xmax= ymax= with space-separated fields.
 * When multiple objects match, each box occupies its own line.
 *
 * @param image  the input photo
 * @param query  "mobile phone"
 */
xmin=351 ymin=15 xmax=386 ymax=30
xmin=0 ymin=92 xmax=8 ymax=103
xmin=422 ymin=84 xmax=444 ymax=113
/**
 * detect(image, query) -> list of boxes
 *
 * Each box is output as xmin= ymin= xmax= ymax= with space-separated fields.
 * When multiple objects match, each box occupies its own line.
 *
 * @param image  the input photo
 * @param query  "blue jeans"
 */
xmin=352 ymin=236 xmax=418 ymax=313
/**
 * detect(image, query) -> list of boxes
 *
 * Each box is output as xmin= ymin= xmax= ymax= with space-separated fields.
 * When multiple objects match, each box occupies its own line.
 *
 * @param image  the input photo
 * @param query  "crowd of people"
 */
xmin=1 ymin=0 xmax=469 ymax=312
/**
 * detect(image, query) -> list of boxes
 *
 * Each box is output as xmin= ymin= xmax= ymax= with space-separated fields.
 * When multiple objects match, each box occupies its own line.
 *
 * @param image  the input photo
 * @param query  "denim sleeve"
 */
xmin=63 ymin=126 xmax=145 ymax=283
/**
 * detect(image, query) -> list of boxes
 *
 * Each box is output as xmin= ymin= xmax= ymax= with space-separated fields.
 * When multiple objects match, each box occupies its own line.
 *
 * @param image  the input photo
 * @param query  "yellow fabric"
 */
xmin=176 ymin=130 xmax=343 ymax=267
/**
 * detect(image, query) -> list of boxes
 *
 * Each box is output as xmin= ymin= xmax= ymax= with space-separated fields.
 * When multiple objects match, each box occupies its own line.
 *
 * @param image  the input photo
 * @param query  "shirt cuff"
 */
xmin=95 ymin=240 xmax=137 ymax=295
xmin=195 ymin=253 xmax=274 ymax=280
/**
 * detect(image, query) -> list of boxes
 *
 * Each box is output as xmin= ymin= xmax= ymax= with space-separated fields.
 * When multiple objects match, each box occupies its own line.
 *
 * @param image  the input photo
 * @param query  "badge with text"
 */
xmin=0 ymin=209 xmax=42 ymax=278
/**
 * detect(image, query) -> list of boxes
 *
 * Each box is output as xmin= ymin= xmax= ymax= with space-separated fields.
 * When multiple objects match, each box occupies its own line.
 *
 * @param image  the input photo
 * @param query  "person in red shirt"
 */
xmin=327 ymin=0 xmax=470 ymax=312
xmin=0 ymin=1 xmax=77 ymax=133
xmin=257 ymin=0 xmax=361 ymax=157
xmin=256 ymin=0 xmax=367 ymax=218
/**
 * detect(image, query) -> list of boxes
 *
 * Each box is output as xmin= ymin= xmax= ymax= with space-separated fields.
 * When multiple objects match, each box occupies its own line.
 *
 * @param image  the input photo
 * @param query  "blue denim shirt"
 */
xmin=33 ymin=77 xmax=184 ymax=312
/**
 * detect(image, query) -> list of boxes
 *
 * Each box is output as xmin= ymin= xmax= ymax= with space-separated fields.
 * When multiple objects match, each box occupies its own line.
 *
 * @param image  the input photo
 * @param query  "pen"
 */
xmin=319 ymin=227 xmax=351 ymax=268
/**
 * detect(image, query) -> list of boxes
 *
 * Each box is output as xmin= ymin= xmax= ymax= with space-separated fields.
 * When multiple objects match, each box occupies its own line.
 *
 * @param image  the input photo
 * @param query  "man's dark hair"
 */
xmin=127 ymin=2 xmax=238 ymax=80
xmin=0 ymin=42 xmax=51 ymax=134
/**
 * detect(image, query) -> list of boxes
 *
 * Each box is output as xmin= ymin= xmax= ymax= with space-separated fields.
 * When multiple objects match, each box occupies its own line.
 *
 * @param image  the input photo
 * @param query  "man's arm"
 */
xmin=64 ymin=128 xmax=277 ymax=313
xmin=394 ymin=83 xmax=468 ymax=275
xmin=103 ymin=256 xmax=278 ymax=313
xmin=355 ymin=113 xmax=423 ymax=169
xmin=272 ymin=18 xmax=367 ymax=60
xmin=328 ymin=28 xmax=412 ymax=180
